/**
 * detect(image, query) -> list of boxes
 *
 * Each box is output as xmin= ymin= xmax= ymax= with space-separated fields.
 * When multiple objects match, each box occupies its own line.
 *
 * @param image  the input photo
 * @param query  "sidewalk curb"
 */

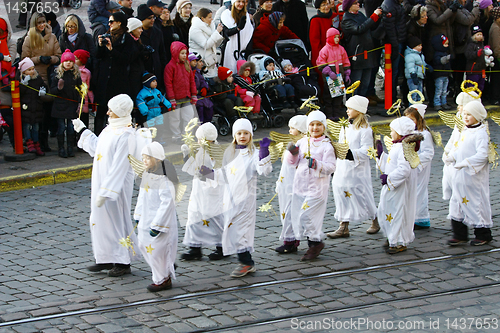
xmin=2 ymin=106 xmax=499 ymax=192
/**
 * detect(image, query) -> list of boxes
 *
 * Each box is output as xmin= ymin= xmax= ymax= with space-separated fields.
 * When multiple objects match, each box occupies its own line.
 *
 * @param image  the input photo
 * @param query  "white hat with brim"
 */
xmin=464 ymin=100 xmax=487 ymax=122
xmin=288 ymin=115 xmax=308 ymax=134
xmin=390 ymin=117 xmax=416 ymax=136
xmin=141 ymin=141 xmax=165 ymax=161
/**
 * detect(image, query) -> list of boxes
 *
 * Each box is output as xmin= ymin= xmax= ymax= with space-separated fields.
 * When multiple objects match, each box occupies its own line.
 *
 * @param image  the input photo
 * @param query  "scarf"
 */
xmin=68 ymin=33 xmax=78 ymax=44
xmin=130 ymin=33 xmax=139 ymax=41
xmin=108 ymin=116 xmax=132 ymax=128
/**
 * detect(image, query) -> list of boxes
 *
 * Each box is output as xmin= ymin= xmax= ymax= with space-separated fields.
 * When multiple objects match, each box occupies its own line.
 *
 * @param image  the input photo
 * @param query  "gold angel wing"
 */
xmin=269 ymin=131 xmax=302 ymax=144
xmin=428 ymin=127 xmax=443 ymax=148
xmin=175 ymin=183 xmax=187 ymax=203
xmin=326 ymin=119 xmax=341 ymax=141
xmin=332 ymin=142 xmax=349 ymax=160
xmin=383 ymin=135 xmax=393 ymax=152
xmin=489 ymin=141 xmax=499 ymax=168
xmin=372 ymin=125 xmax=392 ymax=137
xmin=402 ymin=141 xmax=421 ymax=169
xmin=490 ymin=115 xmax=500 ymax=127
xmin=128 ymin=154 xmax=146 ymax=178
xmin=206 ymin=141 xmax=225 ymax=169
xmin=438 ymin=111 xmax=464 ymax=132
xmin=268 ymin=142 xmax=285 ymax=163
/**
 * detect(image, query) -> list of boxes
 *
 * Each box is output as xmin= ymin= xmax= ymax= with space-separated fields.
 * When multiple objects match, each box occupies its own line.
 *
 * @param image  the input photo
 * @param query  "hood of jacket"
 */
xmin=431 ymin=34 xmax=449 ymax=53
xmin=405 ymin=46 xmax=422 ymax=55
xmin=237 ymin=60 xmax=256 ymax=75
xmin=62 ymin=14 xmax=87 ymax=36
xmin=170 ymin=41 xmax=188 ymax=64
xmin=191 ymin=16 xmax=215 ymax=36
xmin=0 ymin=16 xmax=13 ymax=41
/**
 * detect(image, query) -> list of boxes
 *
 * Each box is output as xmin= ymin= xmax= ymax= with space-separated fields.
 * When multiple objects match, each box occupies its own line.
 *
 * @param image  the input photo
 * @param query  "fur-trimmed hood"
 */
xmin=237 ymin=60 xmax=256 ymax=76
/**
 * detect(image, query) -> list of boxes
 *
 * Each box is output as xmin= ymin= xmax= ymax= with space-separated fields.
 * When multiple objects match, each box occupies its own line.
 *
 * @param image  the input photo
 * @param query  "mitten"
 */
xmin=246 ymin=91 xmax=254 ymax=98
xmin=322 ymin=66 xmax=337 ymax=80
xmin=308 ymin=158 xmax=318 ymax=170
xmin=200 ymin=87 xmax=207 ymax=96
xmin=344 ymin=69 xmax=351 ymax=84
xmin=40 ymin=56 xmax=52 ymax=64
xmin=38 ymin=86 xmax=46 ymax=96
xmin=380 ymin=174 xmax=388 ymax=185
xmin=426 ymin=64 xmax=433 ymax=73
xmin=72 ymin=118 xmax=86 ymax=133
xmin=411 ymin=73 xmax=418 ymax=85
xmin=287 ymin=142 xmax=299 ymax=156
xmin=442 ymin=152 xmax=455 ymax=165
xmin=199 ymin=165 xmax=214 ymax=179
xmin=150 ymin=229 xmax=160 ymax=237
xmin=237 ymin=15 xmax=247 ymax=30
xmin=2 ymin=55 xmax=11 ymax=62
xmin=58 ymin=79 xmax=64 ymax=90
xmin=259 ymin=137 xmax=271 ymax=160
xmin=96 ymin=196 xmax=106 ymax=207
xmin=191 ymin=96 xmax=198 ymax=104
xmin=345 ymin=149 xmax=354 ymax=161
xmin=20 ymin=75 xmax=30 ymax=85
xmin=376 ymin=140 xmax=383 ymax=158
xmin=441 ymin=55 xmax=451 ymax=64
xmin=477 ymin=49 xmax=483 ymax=57
xmin=170 ymin=99 xmax=177 ymax=109
xmin=181 ymin=144 xmax=190 ymax=157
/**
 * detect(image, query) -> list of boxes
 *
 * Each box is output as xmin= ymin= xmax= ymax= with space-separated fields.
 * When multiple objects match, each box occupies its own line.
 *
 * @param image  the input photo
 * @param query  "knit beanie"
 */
xmin=464 ymin=100 xmax=487 ymax=122
xmin=412 ymin=104 xmax=427 ymax=118
xmin=288 ymin=115 xmax=308 ymax=134
xmin=259 ymin=0 xmax=270 ymax=5
xmin=61 ymin=49 xmax=75 ymax=63
xmin=408 ymin=35 xmax=422 ymax=49
xmin=480 ymin=0 xmax=492 ymax=9
xmin=141 ymin=142 xmax=165 ymax=161
xmin=268 ymin=12 xmax=284 ymax=28
xmin=390 ymin=117 xmax=415 ymax=136
xmin=314 ymin=0 xmax=327 ymax=9
xmin=307 ymin=110 xmax=327 ymax=129
xmin=343 ymin=0 xmax=356 ymax=12
xmin=232 ymin=118 xmax=253 ymax=137
xmin=345 ymin=96 xmax=369 ymax=114
xmin=106 ymin=1 xmax=122 ymax=10
xmin=456 ymin=91 xmax=480 ymax=106
xmin=196 ymin=122 xmax=218 ymax=141
xmin=326 ymin=28 xmax=340 ymax=45
xmin=440 ymin=34 xmax=448 ymax=45
xmin=137 ymin=4 xmax=155 ymax=21
xmin=142 ymin=73 xmax=157 ymax=88
xmin=491 ymin=6 xmax=500 ymax=20
xmin=108 ymin=94 xmax=134 ymax=117
xmin=74 ymin=49 xmax=90 ymax=65
xmin=281 ymin=59 xmax=292 ymax=69
xmin=471 ymin=25 xmax=482 ymax=36
xmin=128 ymin=17 xmax=143 ymax=32
xmin=218 ymin=66 xmax=233 ymax=81
xmin=188 ymin=52 xmax=198 ymax=61
xmin=19 ymin=57 xmax=35 ymax=73
xmin=264 ymin=57 xmax=275 ymax=68
xmin=176 ymin=0 xmax=192 ymax=12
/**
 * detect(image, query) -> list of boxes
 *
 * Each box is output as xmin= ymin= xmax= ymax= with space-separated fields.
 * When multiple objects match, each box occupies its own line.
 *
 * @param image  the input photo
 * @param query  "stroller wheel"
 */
xmin=251 ymin=121 xmax=258 ymax=132
xmin=218 ymin=122 xmax=230 ymax=136
xmin=272 ymin=115 xmax=285 ymax=128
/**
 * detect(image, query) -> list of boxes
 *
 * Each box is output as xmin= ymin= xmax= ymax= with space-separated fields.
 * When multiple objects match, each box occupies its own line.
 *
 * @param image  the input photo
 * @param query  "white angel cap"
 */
xmin=456 ymin=91 xmax=480 ymax=106
xmin=412 ymin=104 xmax=427 ymax=118
xmin=390 ymin=117 xmax=416 ymax=136
xmin=232 ymin=118 xmax=253 ymax=137
xmin=108 ymin=94 xmax=134 ymax=117
xmin=288 ymin=115 xmax=308 ymax=134
xmin=306 ymin=110 xmax=327 ymax=128
xmin=141 ymin=141 xmax=165 ymax=161
xmin=196 ymin=122 xmax=218 ymax=141
xmin=464 ymin=100 xmax=487 ymax=122
xmin=345 ymin=95 xmax=369 ymax=114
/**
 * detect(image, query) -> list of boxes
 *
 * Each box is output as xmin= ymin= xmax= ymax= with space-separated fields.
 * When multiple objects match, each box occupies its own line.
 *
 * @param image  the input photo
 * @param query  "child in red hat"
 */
xmin=74 ymin=49 xmax=94 ymax=127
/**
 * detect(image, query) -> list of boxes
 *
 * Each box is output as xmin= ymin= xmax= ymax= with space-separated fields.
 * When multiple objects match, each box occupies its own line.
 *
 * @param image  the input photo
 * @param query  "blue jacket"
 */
xmin=136 ymin=87 xmax=171 ymax=127
xmin=404 ymin=46 xmax=428 ymax=80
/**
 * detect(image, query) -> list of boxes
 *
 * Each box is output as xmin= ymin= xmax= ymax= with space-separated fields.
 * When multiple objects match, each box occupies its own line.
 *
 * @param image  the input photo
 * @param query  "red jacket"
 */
xmin=252 ymin=16 xmax=299 ymax=54
xmin=163 ymin=41 xmax=197 ymax=101
xmin=309 ymin=11 xmax=336 ymax=67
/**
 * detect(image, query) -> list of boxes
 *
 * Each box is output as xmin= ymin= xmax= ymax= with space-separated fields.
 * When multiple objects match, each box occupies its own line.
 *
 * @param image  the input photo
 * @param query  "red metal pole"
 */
xmin=384 ymin=44 xmax=392 ymax=110
xmin=11 ymin=80 xmax=24 ymax=154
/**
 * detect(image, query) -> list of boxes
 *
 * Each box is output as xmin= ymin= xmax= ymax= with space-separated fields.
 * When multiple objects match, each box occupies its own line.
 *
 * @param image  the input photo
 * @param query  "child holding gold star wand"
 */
xmin=287 ymin=111 xmax=336 ymax=261
xmin=329 ymin=96 xmax=379 ymax=240
xmin=134 ymin=142 xmax=178 ymax=292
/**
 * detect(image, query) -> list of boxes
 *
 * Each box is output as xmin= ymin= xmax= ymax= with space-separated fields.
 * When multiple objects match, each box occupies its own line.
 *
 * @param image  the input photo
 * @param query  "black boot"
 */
xmin=39 ymin=132 xmax=52 ymax=152
xmin=208 ymin=246 xmax=225 ymax=260
xmin=57 ymin=135 xmax=67 ymax=158
xmin=448 ymin=219 xmax=468 ymax=245
xmin=181 ymin=247 xmax=202 ymax=260
xmin=67 ymin=132 xmax=75 ymax=157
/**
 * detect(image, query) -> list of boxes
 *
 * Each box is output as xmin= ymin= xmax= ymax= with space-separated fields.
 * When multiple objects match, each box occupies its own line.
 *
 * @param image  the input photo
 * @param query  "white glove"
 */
xmin=96 ymin=196 xmax=107 ymax=208
xmin=38 ymin=86 xmax=46 ymax=97
xmin=20 ymin=75 xmax=30 ymax=85
xmin=443 ymin=153 xmax=455 ymax=166
xmin=246 ymin=91 xmax=254 ymax=98
xmin=2 ymin=55 xmax=11 ymax=62
xmin=72 ymin=118 xmax=86 ymax=132
xmin=454 ymin=161 xmax=468 ymax=170
xmin=181 ymin=144 xmax=190 ymax=157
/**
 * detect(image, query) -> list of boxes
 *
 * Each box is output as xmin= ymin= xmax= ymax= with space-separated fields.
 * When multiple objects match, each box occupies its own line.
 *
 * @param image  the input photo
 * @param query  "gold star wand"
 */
xmin=75 ymin=83 xmax=88 ymax=119
xmin=119 ymin=220 xmax=139 ymax=255
xmin=367 ymin=146 xmax=382 ymax=174
xmin=258 ymin=192 xmax=278 ymax=217
xmin=338 ymin=117 xmax=349 ymax=143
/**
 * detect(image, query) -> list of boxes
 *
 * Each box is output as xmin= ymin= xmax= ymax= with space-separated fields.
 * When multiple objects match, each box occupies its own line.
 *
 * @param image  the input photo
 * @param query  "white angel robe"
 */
xmin=220 ymin=10 xmax=254 ymax=73
xmin=276 ymin=155 xmax=297 ymax=241
xmin=331 ymin=125 xmax=376 ymax=223
xmin=182 ymin=148 xmax=225 ymax=248
xmin=414 ymin=130 xmax=434 ymax=227
xmin=78 ymin=126 xmax=140 ymax=265
xmin=134 ymin=171 xmax=178 ymax=284
xmin=442 ymin=126 xmax=461 ymax=200
xmin=447 ymin=123 xmax=492 ymax=228
xmin=221 ymin=147 xmax=272 ymax=255
xmin=287 ymin=136 xmax=336 ymax=242
xmin=377 ymin=143 xmax=418 ymax=247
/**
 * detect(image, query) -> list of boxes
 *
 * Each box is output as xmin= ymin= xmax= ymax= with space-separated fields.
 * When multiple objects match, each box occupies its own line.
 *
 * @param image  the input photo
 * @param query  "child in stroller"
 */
xmin=258 ymin=56 xmax=297 ymax=109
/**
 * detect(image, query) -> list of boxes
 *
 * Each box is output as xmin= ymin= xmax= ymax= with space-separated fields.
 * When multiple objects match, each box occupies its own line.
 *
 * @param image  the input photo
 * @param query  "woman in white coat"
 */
xmin=189 ymin=8 xmax=224 ymax=78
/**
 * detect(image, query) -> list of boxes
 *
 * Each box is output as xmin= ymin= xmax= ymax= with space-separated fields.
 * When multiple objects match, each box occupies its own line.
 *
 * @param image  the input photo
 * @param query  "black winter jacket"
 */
xmin=139 ymin=26 xmax=168 ymax=92
xmin=19 ymin=74 xmax=46 ymax=124
xmin=341 ymin=11 xmax=379 ymax=70
xmin=430 ymin=34 xmax=452 ymax=77
xmin=50 ymin=69 xmax=82 ymax=119
xmin=465 ymin=39 xmax=486 ymax=74
xmin=59 ymin=15 xmax=96 ymax=69
xmin=381 ymin=0 xmax=408 ymax=46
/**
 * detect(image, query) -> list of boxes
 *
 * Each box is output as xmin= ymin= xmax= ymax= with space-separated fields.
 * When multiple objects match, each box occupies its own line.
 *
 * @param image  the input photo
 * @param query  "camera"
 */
xmin=100 ymin=33 xmax=112 ymax=44
xmin=144 ymin=45 xmax=155 ymax=53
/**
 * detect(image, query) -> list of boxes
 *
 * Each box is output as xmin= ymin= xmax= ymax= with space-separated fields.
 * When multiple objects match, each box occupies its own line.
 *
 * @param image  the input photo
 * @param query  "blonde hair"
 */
xmin=64 ymin=15 xmax=79 ymax=31
xmin=352 ymin=113 xmax=369 ymax=130
xmin=55 ymin=62 xmax=81 ymax=80
xmin=28 ymin=13 xmax=46 ymax=50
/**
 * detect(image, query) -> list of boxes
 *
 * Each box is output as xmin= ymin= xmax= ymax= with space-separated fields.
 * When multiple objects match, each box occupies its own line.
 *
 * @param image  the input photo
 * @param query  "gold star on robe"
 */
xmin=144 ymin=184 xmax=150 ymax=192
xmin=228 ymin=222 xmax=233 ymax=228
xmin=279 ymin=176 xmax=284 ymax=183
xmin=146 ymin=244 xmax=154 ymax=254
xmin=202 ymin=219 xmax=210 ymax=226
xmin=97 ymin=153 xmax=102 ymax=161
xmin=344 ymin=191 xmax=352 ymax=198
xmin=462 ymin=196 xmax=469 ymax=205
xmin=230 ymin=166 xmax=237 ymax=175
xmin=454 ymin=141 xmax=459 ymax=148
xmin=386 ymin=214 xmax=393 ymax=223
xmin=282 ymin=212 xmax=286 ymax=219
xmin=387 ymin=157 xmax=391 ymax=164
xmin=301 ymin=202 xmax=309 ymax=210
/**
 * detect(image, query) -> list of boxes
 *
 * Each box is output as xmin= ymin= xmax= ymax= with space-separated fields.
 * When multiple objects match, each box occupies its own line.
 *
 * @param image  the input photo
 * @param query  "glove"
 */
xmin=454 ymin=161 xmax=468 ymax=170
xmin=287 ymin=142 xmax=299 ymax=156
xmin=380 ymin=174 xmax=388 ymax=185
xmin=200 ymin=87 xmax=207 ymax=96
xmin=237 ymin=15 xmax=247 ymax=30
xmin=308 ymin=158 xmax=318 ymax=170
xmin=477 ymin=49 xmax=483 ymax=57
xmin=246 ymin=91 xmax=254 ymax=98
xmin=322 ymin=66 xmax=337 ymax=80
xmin=150 ymin=229 xmax=160 ymax=237
xmin=170 ymin=99 xmax=177 ymax=110
xmin=38 ymin=86 xmax=46 ymax=97
xmin=376 ymin=140 xmax=383 ymax=158
xmin=411 ymin=73 xmax=419 ymax=85
xmin=72 ymin=118 xmax=86 ymax=133
xmin=39 ymin=56 xmax=52 ymax=64
xmin=2 ymin=55 xmax=11 ymax=62
xmin=58 ymin=79 xmax=64 ymax=90
xmin=345 ymin=149 xmax=354 ymax=161
xmin=484 ymin=46 xmax=493 ymax=56
xmin=449 ymin=0 xmax=462 ymax=12
xmin=20 ymin=75 xmax=30 ymax=85
xmin=344 ymin=69 xmax=351 ymax=84
xmin=199 ymin=165 xmax=214 ymax=180
xmin=191 ymin=96 xmax=198 ymax=105
xmin=441 ymin=55 xmax=451 ymax=64
xmin=96 ymin=196 xmax=107 ymax=208
xmin=259 ymin=137 xmax=271 ymax=160
xmin=181 ymin=144 xmax=190 ymax=157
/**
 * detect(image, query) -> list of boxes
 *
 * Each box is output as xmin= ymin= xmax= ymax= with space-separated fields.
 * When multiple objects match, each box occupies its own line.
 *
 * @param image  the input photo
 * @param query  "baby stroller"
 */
xmin=246 ymin=53 xmax=287 ymax=128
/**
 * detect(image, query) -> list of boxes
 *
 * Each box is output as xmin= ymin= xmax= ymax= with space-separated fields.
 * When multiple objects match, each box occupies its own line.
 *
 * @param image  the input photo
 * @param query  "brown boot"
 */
xmin=327 ymin=222 xmax=350 ymax=238
xmin=366 ymin=218 xmax=380 ymax=234
xmin=300 ymin=242 xmax=325 ymax=261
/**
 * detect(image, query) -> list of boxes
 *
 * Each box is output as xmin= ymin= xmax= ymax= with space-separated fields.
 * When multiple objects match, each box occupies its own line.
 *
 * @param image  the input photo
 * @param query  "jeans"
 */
xmin=22 ymin=123 xmax=40 ymax=142
xmin=407 ymin=78 xmax=423 ymax=105
xmin=56 ymin=118 xmax=75 ymax=136
xmin=434 ymin=76 xmax=449 ymax=107
xmin=274 ymin=84 xmax=295 ymax=98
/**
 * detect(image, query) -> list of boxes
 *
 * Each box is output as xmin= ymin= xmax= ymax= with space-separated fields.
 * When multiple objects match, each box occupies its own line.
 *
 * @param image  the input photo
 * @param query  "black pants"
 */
xmin=451 ymin=219 xmax=492 ymax=241
xmin=237 ymin=251 xmax=254 ymax=266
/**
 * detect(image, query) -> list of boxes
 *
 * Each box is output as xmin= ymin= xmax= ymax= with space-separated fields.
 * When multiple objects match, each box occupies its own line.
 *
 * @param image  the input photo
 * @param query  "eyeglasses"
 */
xmin=66 ymin=25 xmax=77 ymax=29
xmin=109 ymin=20 xmax=115 ymax=23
